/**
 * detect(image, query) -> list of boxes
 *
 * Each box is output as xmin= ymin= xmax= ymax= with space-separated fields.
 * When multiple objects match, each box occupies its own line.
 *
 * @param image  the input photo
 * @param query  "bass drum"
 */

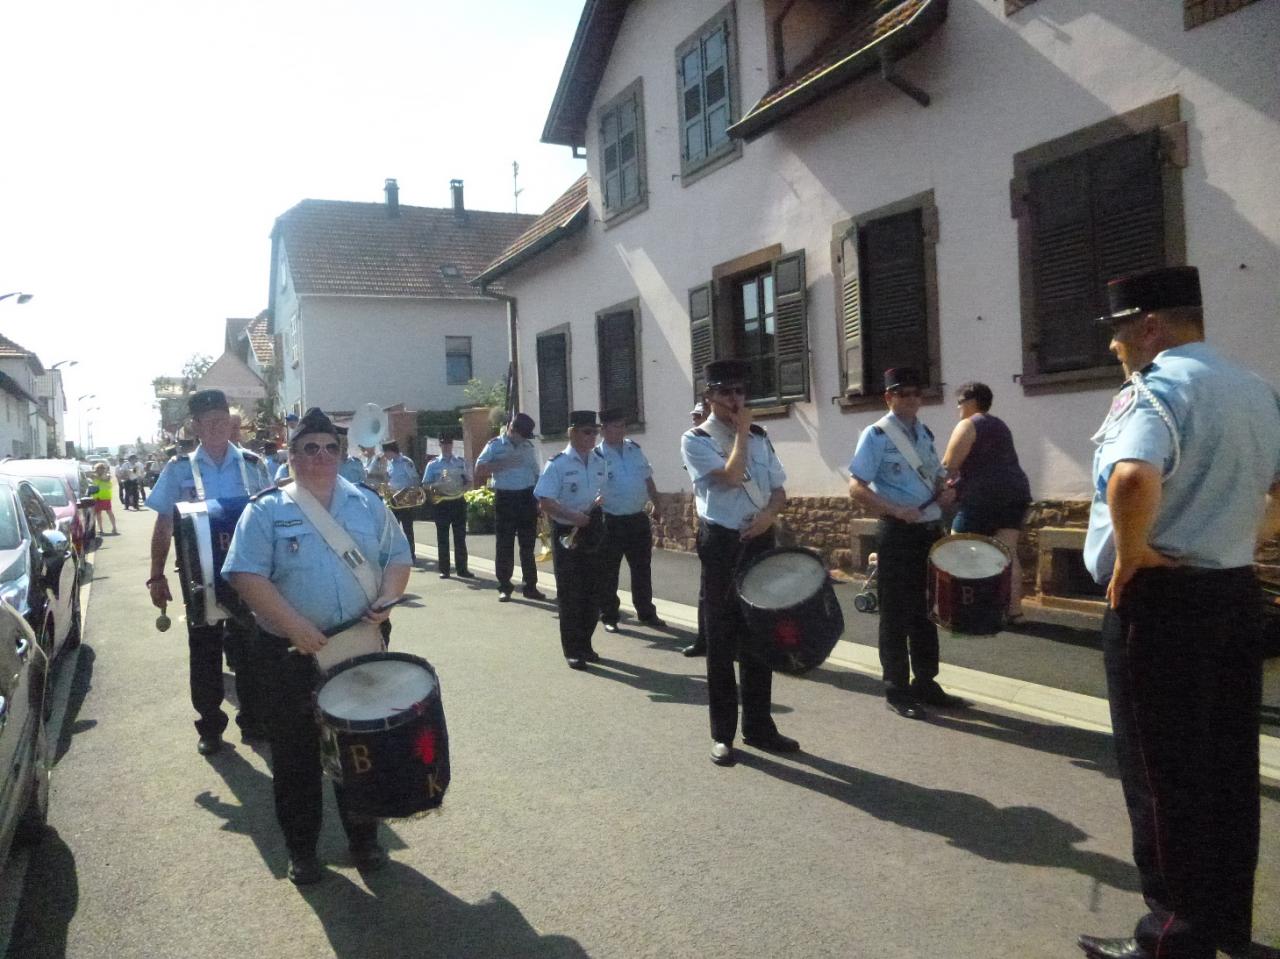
xmin=927 ymin=534 xmax=1011 ymax=635
xmin=737 ymin=547 xmax=844 ymax=675
xmin=316 ymin=652 xmax=451 ymax=819
xmin=173 ymin=497 xmax=250 ymax=627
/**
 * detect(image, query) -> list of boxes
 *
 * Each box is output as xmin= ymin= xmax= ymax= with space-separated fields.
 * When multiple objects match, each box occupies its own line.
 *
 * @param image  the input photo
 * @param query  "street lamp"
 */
xmin=0 ymin=292 xmax=34 ymax=305
xmin=50 ymin=360 xmax=77 ymax=371
xmin=84 ymin=406 xmax=101 ymax=453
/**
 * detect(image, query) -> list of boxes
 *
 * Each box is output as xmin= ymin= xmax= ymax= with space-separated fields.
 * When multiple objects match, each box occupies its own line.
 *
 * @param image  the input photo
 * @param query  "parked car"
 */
xmin=0 ymin=476 xmax=80 ymax=661
xmin=0 ymin=460 xmax=89 ymax=560
xmin=0 ymin=601 xmax=50 ymax=872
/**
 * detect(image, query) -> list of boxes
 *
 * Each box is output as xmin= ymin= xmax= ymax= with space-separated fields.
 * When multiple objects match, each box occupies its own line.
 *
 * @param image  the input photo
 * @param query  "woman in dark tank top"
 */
xmin=941 ymin=382 xmax=1032 ymax=620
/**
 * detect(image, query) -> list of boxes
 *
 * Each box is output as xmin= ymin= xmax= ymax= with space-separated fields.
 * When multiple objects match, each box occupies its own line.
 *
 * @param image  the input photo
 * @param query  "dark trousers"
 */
xmin=253 ymin=632 xmax=378 ymax=858
xmin=433 ymin=497 xmax=468 ymax=574
xmin=876 ymin=518 xmax=942 ymax=693
xmin=189 ymin=619 xmax=265 ymax=737
xmin=551 ymin=523 xmax=602 ymax=659
xmin=697 ymin=520 xmax=776 ymax=744
xmin=122 ymin=479 xmax=141 ymax=509
xmin=1102 ymin=566 xmax=1262 ymax=958
xmin=393 ymin=507 xmax=416 ymax=558
xmin=495 ymin=488 xmax=538 ymax=591
xmin=598 ymin=512 xmax=656 ymax=623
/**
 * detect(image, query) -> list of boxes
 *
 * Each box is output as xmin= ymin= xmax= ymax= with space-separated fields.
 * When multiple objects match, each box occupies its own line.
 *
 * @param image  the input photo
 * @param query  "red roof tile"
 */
xmin=273 ymin=200 xmax=537 ymax=299
xmin=0 ymin=333 xmax=43 ymax=373
xmin=473 ymin=176 xmax=590 ymax=285
xmin=246 ymin=316 xmax=275 ymax=367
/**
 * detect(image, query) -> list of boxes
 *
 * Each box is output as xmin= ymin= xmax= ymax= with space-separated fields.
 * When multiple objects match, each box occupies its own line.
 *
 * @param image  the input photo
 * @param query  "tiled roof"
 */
xmin=273 ymin=200 xmax=537 ymax=299
xmin=729 ymin=0 xmax=946 ymax=142
xmin=246 ymin=316 xmax=274 ymax=367
xmin=473 ymin=176 xmax=590 ymax=286
xmin=0 ymin=333 xmax=43 ymax=374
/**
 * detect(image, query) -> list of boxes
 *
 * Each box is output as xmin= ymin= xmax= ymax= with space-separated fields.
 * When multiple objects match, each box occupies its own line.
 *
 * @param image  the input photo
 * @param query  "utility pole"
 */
xmin=513 ymin=161 xmax=524 ymax=213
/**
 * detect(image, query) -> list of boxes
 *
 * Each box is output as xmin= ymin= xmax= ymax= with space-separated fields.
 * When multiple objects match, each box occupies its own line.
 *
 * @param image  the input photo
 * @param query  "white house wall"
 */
xmin=295 ymin=297 xmax=510 ymax=414
xmin=511 ymin=0 xmax=1280 ymax=501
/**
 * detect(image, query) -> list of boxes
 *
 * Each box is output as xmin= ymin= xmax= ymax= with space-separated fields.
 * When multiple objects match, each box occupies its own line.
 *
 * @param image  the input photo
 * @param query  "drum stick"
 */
xmin=155 ymin=604 xmax=171 ymax=632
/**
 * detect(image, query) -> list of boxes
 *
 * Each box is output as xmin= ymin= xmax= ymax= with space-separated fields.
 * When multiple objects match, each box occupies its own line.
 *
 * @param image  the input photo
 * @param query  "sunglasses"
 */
xmin=713 ymin=385 xmax=747 ymax=396
xmin=299 ymin=441 xmax=340 ymax=457
xmin=893 ymin=388 xmax=922 ymax=399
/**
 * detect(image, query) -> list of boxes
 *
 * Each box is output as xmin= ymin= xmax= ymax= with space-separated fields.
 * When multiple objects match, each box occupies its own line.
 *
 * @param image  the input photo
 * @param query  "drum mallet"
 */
xmin=155 ymin=604 xmax=171 ymax=632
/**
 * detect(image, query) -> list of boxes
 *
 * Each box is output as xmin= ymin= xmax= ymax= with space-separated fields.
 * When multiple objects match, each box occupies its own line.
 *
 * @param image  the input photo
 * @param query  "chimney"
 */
xmin=384 ymin=178 xmax=399 ymax=217
xmin=450 ymin=179 xmax=465 ymax=221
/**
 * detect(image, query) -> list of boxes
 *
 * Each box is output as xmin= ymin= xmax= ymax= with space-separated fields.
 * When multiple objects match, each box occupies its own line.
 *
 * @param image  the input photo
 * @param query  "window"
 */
xmin=445 ymin=336 xmax=473 ymax=385
xmin=18 ymin=485 xmax=49 ymax=534
xmin=1011 ymin=97 xmax=1186 ymax=387
xmin=596 ymin=303 xmax=641 ymax=423
xmin=689 ymin=246 xmax=809 ymax=405
xmin=835 ymin=193 xmax=940 ymax=399
xmin=676 ymin=5 xmax=741 ymax=181
xmin=599 ymin=80 xmax=646 ymax=219
xmin=289 ymin=310 xmax=299 ymax=366
xmin=536 ymin=327 xmax=571 ymax=436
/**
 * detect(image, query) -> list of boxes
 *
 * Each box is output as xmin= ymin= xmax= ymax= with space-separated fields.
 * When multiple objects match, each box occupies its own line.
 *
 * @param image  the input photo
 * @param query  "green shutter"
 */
xmin=839 ymin=230 xmax=864 ymax=395
xmin=772 ymin=250 xmax=809 ymax=402
xmin=689 ymin=283 xmax=715 ymax=400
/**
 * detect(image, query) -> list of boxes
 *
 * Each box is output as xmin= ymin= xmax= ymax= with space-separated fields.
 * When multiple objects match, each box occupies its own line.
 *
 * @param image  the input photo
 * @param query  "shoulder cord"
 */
xmin=1128 ymin=371 xmax=1181 ymax=481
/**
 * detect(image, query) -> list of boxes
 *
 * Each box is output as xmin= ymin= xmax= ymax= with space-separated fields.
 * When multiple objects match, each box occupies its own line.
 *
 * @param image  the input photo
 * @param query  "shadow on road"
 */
xmin=4 ymin=827 xmax=78 ymax=959
xmin=736 ymin=749 xmax=1141 ymax=894
xmin=300 ymin=863 xmax=589 ymax=959
xmin=53 ymin=646 xmax=97 ymax=765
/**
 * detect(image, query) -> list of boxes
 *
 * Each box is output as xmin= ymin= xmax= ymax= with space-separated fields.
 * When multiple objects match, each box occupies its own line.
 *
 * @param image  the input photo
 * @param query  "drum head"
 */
xmin=930 ymin=535 xmax=1010 ymax=578
xmin=739 ymin=549 xmax=827 ymax=610
xmin=318 ymin=655 xmax=436 ymax=723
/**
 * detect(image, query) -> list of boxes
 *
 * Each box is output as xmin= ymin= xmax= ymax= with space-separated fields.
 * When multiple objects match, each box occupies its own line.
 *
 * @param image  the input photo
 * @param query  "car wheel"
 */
xmin=15 ymin=718 xmax=50 ymax=846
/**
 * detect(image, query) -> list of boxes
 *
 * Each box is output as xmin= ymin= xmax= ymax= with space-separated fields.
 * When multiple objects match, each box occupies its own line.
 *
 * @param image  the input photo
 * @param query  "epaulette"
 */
xmin=550 ymin=452 xmax=565 ymax=461
xmin=871 ymin=426 xmax=885 ymax=436
xmin=749 ymin=424 xmax=767 ymax=436
xmin=358 ymin=481 xmax=381 ymax=494
xmin=592 ymin=447 xmax=605 ymax=458
xmin=241 ymin=450 xmax=261 ymax=464
xmin=626 ymin=438 xmax=641 ymax=450
xmin=691 ymin=428 xmax=710 ymax=438
xmin=250 ymin=482 xmax=285 ymax=502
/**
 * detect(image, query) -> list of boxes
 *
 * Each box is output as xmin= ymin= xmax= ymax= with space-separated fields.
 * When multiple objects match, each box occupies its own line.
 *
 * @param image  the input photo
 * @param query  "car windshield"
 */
xmin=0 ymin=490 xmax=20 ymax=550
xmin=26 ymin=476 xmax=69 ymax=507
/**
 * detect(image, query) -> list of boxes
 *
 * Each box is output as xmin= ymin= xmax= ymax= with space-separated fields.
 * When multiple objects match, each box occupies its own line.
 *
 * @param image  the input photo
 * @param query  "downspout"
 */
xmin=480 ymin=287 xmax=520 ymax=417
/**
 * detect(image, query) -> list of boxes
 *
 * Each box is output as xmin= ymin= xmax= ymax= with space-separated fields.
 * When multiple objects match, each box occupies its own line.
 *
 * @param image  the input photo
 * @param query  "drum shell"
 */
xmin=736 ymin=547 xmax=845 ymax=675
xmin=316 ymin=652 xmax=451 ymax=819
xmin=173 ymin=497 xmax=250 ymax=627
xmin=927 ymin=534 xmax=1011 ymax=635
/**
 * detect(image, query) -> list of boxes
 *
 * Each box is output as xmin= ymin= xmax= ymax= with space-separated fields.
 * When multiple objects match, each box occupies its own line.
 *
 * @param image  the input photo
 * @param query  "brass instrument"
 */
xmin=388 ymin=484 xmax=428 ymax=510
xmin=558 ymin=506 xmax=606 ymax=553
xmin=426 ymin=468 xmax=465 ymax=505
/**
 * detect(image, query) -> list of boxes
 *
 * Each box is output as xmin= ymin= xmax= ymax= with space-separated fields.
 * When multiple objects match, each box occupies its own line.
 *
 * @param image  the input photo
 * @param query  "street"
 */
xmin=5 ymin=505 xmax=1278 ymax=958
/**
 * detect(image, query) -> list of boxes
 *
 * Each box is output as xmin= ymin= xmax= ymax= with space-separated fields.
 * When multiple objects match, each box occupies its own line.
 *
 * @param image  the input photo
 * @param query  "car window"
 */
xmin=18 ymin=486 xmax=50 ymax=534
xmin=26 ymin=476 xmax=69 ymax=507
xmin=0 ymin=492 xmax=21 ymax=550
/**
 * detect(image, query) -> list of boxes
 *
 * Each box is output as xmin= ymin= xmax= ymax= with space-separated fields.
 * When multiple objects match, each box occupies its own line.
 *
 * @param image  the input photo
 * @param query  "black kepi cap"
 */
xmin=569 ymin=410 xmax=600 ymax=429
xmin=439 ymin=428 xmax=461 ymax=442
xmin=598 ymin=408 xmax=628 ymax=424
xmin=188 ymin=389 xmax=229 ymax=417
xmin=704 ymin=358 xmax=751 ymax=388
xmin=511 ymin=412 xmax=536 ymax=438
xmin=884 ymin=367 xmax=923 ymax=391
xmin=1099 ymin=266 xmax=1202 ymax=326
xmin=291 ymin=407 xmax=339 ymax=441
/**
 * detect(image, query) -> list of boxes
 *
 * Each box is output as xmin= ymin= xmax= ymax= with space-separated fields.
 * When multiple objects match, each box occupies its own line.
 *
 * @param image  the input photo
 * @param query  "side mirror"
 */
xmin=39 ymin=529 xmax=70 ymax=559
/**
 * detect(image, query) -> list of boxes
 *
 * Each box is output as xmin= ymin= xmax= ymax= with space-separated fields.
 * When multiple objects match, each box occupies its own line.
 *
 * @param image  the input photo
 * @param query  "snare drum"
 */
xmin=737 ymin=547 xmax=845 ymax=675
xmin=173 ymin=497 xmax=250 ymax=626
xmin=316 ymin=652 xmax=451 ymax=819
xmin=927 ymin=534 xmax=1011 ymax=635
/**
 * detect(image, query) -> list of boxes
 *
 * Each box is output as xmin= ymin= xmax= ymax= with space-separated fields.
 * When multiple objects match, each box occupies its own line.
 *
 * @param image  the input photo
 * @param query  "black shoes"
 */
xmin=912 ymin=680 xmax=968 ymax=709
xmin=601 ymin=622 xmax=620 ymax=634
xmin=743 ymin=731 xmax=801 ymax=753
xmin=1076 ymin=936 xmax=1151 ymax=959
xmin=566 ymin=658 xmax=586 ymax=670
xmin=439 ymin=571 xmax=451 ymax=579
xmin=498 ymin=590 xmax=512 ymax=603
xmin=239 ymin=723 xmax=269 ymax=743
xmin=350 ymin=842 xmax=389 ymax=872
xmin=583 ymin=649 xmax=601 ymax=663
xmin=681 ymin=643 xmax=707 ymax=657
xmin=197 ymin=734 xmax=223 ymax=756
xmin=288 ymin=855 xmax=324 ymax=886
xmin=710 ymin=742 xmax=736 ymax=767
xmin=638 ymin=614 xmax=667 ymax=629
xmin=886 ymin=695 xmax=927 ymax=721
xmin=456 ymin=569 xmax=474 ymax=578
xmin=523 ymin=587 xmax=548 ymax=600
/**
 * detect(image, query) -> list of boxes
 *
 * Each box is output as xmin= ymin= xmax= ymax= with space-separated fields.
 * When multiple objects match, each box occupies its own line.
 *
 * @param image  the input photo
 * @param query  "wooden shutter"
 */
xmin=772 ymin=250 xmax=809 ymax=402
xmin=861 ymin=209 xmax=928 ymax=395
xmin=597 ymin=310 xmax=639 ymax=422
xmin=679 ymin=46 xmax=705 ymax=163
xmin=1091 ymin=130 xmax=1165 ymax=300
xmin=839 ymin=229 xmax=864 ymax=395
xmin=689 ymin=283 xmax=715 ymax=400
xmin=536 ymin=333 xmax=569 ymax=436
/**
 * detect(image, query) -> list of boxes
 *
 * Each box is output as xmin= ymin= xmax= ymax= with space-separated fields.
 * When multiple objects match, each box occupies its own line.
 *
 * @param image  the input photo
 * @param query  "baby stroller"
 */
xmin=854 ymin=552 xmax=879 ymax=613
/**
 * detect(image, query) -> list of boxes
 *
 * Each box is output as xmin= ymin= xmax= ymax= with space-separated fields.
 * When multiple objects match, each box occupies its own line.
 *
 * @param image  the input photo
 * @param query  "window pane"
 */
xmin=683 ymin=84 xmax=702 ymax=122
xmin=685 ymin=122 xmax=705 ymax=162
xmin=620 ymin=100 xmax=635 ymax=134
xmin=602 ymin=112 xmax=618 ymax=147
xmin=762 ymin=274 xmax=776 ymax=336
xmin=682 ymin=49 xmax=702 ymax=92
xmin=703 ymin=27 xmax=725 ymax=70
xmin=603 ymin=141 xmax=618 ymax=174
xmin=740 ymin=280 xmax=758 ymax=321
xmin=619 ymin=131 xmax=634 ymax=164
xmin=446 ymin=354 xmax=472 ymax=385
xmin=707 ymin=104 xmax=729 ymax=150
xmin=604 ymin=172 xmax=619 ymax=209
xmin=621 ymin=164 xmax=636 ymax=203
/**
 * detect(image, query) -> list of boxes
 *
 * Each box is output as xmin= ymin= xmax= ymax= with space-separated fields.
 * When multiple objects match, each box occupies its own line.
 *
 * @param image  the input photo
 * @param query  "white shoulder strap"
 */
xmin=282 ymin=483 xmax=380 ymax=604
xmin=876 ymin=414 xmax=933 ymax=490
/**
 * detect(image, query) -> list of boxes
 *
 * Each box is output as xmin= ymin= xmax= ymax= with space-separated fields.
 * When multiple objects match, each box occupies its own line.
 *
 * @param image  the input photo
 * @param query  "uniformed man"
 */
xmin=1077 ymin=266 xmax=1280 ymax=959
xmin=382 ymin=441 xmax=420 ymax=560
xmin=476 ymin=412 xmax=546 ymax=602
xmin=145 ymin=389 xmax=273 ymax=755
xmin=681 ymin=400 xmax=709 ymax=657
xmin=536 ymin=410 xmax=608 ymax=668
xmin=596 ymin=408 xmax=664 ymax=633
xmin=337 ymin=433 xmax=367 ymax=486
xmin=681 ymin=360 xmax=797 ymax=766
xmin=224 ymin=407 xmax=413 ymax=886
xmin=423 ymin=430 xmax=472 ymax=579
xmin=848 ymin=367 xmax=962 ymax=721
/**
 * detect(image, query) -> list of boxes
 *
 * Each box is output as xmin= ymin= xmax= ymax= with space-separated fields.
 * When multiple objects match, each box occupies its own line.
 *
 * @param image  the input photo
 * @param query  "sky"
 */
xmin=0 ymin=0 xmax=587 ymax=451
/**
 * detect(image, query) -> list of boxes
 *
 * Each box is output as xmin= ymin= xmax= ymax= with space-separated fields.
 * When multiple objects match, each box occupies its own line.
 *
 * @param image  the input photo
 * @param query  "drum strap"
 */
xmin=189 ymin=447 xmax=252 ymax=501
xmin=875 ymin=415 xmax=935 ymax=498
xmin=282 ymin=484 xmax=381 ymax=605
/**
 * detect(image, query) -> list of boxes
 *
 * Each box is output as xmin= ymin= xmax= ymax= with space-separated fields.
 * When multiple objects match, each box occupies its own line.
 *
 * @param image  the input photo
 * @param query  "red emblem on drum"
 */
xmin=414 ymin=728 xmax=437 ymax=765
xmin=774 ymin=619 xmax=802 ymax=647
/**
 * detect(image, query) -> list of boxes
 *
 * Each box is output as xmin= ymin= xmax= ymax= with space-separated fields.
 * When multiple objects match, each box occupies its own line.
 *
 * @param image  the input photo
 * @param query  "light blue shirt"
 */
xmin=680 ymin=422 xmax=786 ymax=531
xmin=597 ymin=439 xmax=653 ymax=515
xmin=1084 ymin=341 xmax=1280 ymax=581
xmin=476 ymin=433 xmax=541 ymax=490
xmin=848 ymin=413 xmax=944 ymax=523
xmin=222 ymin=477 xmax=413 ymax=634
xmin=338 ymin=456 xmax=367 ymax=485
xmin=534 ymin=445 xmax=607 ymax=514
xmin=385 ymin=454 xmax=418 ymax=492
xmin=423 ymin=454 xmax=470 ymax=486
xmin=146 ymin=444 xmax=272 ymax=513
xmin=274 ymin=462 xmax=291 ymax=483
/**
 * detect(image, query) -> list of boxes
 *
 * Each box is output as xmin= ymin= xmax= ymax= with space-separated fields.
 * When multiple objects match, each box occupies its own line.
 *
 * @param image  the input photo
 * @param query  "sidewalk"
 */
xmin=415 ymin=527 xmax=1280 ymax=779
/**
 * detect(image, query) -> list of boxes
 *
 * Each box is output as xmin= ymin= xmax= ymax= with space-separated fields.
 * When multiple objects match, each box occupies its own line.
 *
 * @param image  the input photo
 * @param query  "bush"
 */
xmin=464 ymin=486 xmax=496 ymax=534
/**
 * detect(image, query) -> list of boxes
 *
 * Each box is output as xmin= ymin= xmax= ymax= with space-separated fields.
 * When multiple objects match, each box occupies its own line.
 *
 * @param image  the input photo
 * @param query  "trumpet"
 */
xmin=559 ymin=505 xmax=605 ymax=553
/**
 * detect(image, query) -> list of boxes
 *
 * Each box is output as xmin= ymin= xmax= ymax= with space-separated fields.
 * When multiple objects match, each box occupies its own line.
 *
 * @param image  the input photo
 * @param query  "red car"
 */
xmin=0 ymin=460 xmax=89 ymax=560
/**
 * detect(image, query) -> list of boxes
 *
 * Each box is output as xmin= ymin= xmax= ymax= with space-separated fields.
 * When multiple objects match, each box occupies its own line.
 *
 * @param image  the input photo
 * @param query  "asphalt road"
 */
xmin=6 ymin=508 xmax=1278 ymax=957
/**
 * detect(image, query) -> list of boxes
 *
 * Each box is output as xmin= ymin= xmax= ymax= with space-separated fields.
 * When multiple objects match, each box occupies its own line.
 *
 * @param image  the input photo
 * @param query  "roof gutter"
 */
xmin=470 ymin=202 xmax=590 ymax=287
